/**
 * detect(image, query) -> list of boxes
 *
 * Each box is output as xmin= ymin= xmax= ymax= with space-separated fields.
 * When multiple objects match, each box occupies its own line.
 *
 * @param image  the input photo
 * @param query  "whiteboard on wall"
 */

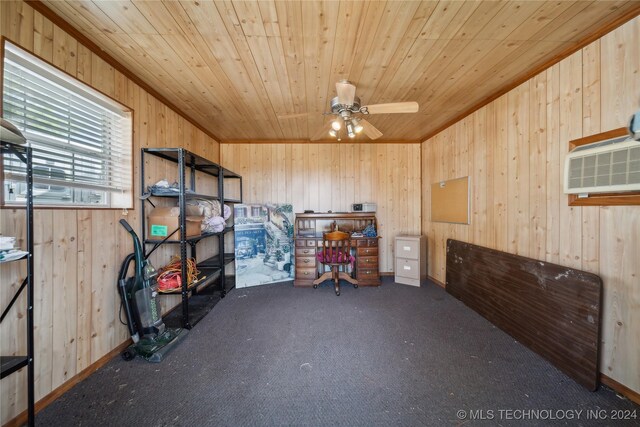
xmin=430 ymin=176 xmax=470 ymax=224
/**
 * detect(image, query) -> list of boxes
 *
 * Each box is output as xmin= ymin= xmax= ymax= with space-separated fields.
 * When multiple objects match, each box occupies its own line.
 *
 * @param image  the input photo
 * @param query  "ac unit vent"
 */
xmin=564 ymin=137 xmax=640 ymax=194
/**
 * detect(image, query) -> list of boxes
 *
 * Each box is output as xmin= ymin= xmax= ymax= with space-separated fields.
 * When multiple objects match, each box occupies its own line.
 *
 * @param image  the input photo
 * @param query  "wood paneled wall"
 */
xmin=221 ymin=143 xmax=422 ymax=272
xmin=0 ymin=2 xmax=219 ymax=424
xmin=421 ymin=17 xmax=640 ymax=393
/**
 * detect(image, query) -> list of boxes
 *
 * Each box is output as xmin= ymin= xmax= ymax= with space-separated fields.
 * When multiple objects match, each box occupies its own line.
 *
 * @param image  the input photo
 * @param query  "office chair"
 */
xmin=313 ymin=231 xmax=358 ymax=296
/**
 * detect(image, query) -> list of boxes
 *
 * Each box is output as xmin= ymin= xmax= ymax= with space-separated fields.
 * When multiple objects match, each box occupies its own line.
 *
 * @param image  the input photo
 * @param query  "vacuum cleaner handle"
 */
xmin=120 ymin=218 xmax=134 ymax=233
xmin=119 ymin=218 xmax=144 ymax=279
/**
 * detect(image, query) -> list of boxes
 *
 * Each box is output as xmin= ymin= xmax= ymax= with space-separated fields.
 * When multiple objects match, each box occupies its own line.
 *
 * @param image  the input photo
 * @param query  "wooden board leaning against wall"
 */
xmin=421 ymin=17 xmax=640 ymax=397
xmin=0 ymin=1 xmax=219 ymax=424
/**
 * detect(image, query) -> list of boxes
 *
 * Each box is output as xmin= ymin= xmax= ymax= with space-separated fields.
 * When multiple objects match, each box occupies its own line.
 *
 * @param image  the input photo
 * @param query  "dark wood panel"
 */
xmin=445 ymin=239 xmax=602 ymax=390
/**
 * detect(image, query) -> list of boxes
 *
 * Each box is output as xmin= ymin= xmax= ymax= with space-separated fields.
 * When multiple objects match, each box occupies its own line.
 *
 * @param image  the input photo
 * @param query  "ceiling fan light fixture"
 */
xmin=331 ymin=120 xmax=341 ymax=131
xmin=329 ymin=129 xmax=337 ymax=137
xmin=346 ymin=121 xmax=355 ymax=138
xmin=353 ymin=119 xmax=364 ymax=134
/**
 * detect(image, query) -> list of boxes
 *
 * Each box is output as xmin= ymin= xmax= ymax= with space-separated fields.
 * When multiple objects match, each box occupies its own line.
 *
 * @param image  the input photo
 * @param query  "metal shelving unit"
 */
xmin=140 ymin=148 xmax=242 ymax=329
xmin=0 ymin=141 xmax=34 ymax=427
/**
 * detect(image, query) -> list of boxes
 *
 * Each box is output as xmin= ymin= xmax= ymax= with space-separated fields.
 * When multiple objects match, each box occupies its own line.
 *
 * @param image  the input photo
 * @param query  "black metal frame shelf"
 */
xmin=145 ymin=191 xmax=221 ymax=201
xmin=0 ymin=142 xmax=34 ymax=426
xmin=140 ymin=147 xmax=242 ymax=329
xmin=144 ymin=226 xmax=235 ymax=245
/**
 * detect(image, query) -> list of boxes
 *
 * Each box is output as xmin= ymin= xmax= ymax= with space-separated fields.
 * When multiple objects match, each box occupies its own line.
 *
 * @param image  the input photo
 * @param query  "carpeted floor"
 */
xmin=37 ymin=278 xmax=638 ymax=426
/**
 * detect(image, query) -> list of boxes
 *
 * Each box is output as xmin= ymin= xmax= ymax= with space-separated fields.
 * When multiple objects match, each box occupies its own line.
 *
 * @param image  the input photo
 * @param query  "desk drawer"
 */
xmin=357 ymin=268 xmax=379 ymax=280
xmin=356 ymin=239 xmax=378 ymax=247
xmin=296 ymin=256 xmax=316 ymax=267
xmin=295 ymin=239 xmax=318 ymax=247
xmin=357 ymin=246 xmax=378 ymax=257
xmin=295 ymin=247 xmax=316 ymax=257
xmin=295 ymin=266 xmax=317 ymax=281
xmin=357 ymin=256 xmax=378 ymax=268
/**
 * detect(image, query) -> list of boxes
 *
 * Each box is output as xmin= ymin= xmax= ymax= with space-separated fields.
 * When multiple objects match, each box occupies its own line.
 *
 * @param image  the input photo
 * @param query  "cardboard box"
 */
xmin=147 ymin=207 xmax=203 ymax=238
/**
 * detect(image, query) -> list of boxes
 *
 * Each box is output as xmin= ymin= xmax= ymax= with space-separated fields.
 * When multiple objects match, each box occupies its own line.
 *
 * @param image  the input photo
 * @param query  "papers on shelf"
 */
xmin=0 ymin=249 xmax=28 ymax=262
xmin=0 ymin=236 xmax=16 ymax=251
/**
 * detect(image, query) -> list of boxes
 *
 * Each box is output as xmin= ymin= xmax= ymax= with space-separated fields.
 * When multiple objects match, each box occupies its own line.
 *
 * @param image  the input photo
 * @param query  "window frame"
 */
xmin=1 ymin=38 xmax=134 ymax=210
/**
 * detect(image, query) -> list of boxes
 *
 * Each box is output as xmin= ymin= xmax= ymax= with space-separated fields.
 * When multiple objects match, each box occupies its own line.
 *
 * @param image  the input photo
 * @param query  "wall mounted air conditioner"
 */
xmin=564 ymin=135 xmax=640 ymax=194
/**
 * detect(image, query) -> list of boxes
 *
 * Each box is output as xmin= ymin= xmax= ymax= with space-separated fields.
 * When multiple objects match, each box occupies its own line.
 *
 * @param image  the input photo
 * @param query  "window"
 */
xmin=2 ymin=41 xmax=132 ymax=208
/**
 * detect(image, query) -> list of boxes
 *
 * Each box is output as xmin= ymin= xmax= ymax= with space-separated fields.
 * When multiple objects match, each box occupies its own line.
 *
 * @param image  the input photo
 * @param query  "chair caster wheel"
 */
xmin=336 ymin=291 xmax=340 ymax=296
xmin=313 ymin=284 xmax=317 ymax=289
xmin=354 ymin=284 xmax=358 ymax=288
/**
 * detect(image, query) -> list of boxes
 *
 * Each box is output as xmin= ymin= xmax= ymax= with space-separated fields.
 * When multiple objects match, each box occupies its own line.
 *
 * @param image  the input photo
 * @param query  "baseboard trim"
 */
xmin=428 ymin=275 xmax=445 ymax=288
xmin=3 ymin=339 xmax=131 ymax=427
xmin=600 ymin=374 xmax=640 ymax=405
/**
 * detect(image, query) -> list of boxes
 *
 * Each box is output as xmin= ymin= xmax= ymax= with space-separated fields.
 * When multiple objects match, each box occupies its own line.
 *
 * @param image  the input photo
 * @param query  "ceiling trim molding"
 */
xmin=418 ymin=4 xmax=640 ymax=144
xmin=223 ymin=139 xmax=421 ymax=145
xmin=24 ymin=0 xmax=221 ymax=143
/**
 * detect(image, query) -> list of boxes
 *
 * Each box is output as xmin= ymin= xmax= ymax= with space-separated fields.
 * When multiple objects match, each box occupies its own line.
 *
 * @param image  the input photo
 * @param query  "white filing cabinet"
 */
xmin=395 ymin=235 xmax=427 ymax=286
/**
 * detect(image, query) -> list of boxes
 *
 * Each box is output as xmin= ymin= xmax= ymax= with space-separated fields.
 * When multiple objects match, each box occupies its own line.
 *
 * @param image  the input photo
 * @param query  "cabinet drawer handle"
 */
xmin=304 ymin=271 xmax=310 ymax=275
xmin=304 ymin=259 xmax=310 ymax=263
xmin=303 ymin=249 xmax=309 ymax=254
xmin=365 ymin=249 xmax=370 ymax=253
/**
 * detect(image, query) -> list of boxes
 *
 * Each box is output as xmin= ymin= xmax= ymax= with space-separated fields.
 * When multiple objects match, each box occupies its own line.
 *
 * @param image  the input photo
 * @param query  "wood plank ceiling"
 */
xmin=35 ymin=0 xmax=640 ymax=143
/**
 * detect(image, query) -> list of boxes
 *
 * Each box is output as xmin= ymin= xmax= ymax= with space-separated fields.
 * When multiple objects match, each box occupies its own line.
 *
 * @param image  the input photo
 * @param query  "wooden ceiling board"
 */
xmin=302 ymin=1 xmax=340 ymax=141
xmin=215 ymin=0 xmax=290 ymax=138
xmin=331 ymin=1 xmax=387 ymax=100
xmin=366 ymin=0 xmax=505 ymax=108
xmin=176 ymin=1 xmax=282 ymax=135
xmin=271 ymin=1 xmax=307 ymax=138
xmin=416 ymin=0 xmax=470 ymax=41
xmin=348 ymin=2 xmax=423 ymax=105
xmin=151 ymin=7 xmax=264 ymax=137
xmin=542 ymin=0 xmax=635 ymax=43
xmin=93 ymin=0 xmax=157 ymax=35
xmin=32 ymin=0 xmax=640 ymax=142
xmin=374 ymin=0 xmax=482 ymax=100
xmin=441 ymin=0 xmax=640 ymax=111
xmin=57 ymin=2 xmax=225 ymax=126
xmin=231 ymin=14 xmax=296 ymax=132
xmin=476 ymin=1 xmax=547 ymax=41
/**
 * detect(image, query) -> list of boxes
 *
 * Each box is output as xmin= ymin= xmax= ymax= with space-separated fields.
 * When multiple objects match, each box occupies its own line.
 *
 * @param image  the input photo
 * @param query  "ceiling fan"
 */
xmin=311 ymin=80 xmax=419 ymax=141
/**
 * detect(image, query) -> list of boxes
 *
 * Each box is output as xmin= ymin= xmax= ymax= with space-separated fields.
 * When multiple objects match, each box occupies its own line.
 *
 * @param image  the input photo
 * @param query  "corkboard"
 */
xmin=430 ymin=177 xmax=469 ymax=224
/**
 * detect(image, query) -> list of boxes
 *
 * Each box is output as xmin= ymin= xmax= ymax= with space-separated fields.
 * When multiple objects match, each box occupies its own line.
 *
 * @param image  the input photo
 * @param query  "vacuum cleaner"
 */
xmin=117 ymin=219 xmax=187 ymax=362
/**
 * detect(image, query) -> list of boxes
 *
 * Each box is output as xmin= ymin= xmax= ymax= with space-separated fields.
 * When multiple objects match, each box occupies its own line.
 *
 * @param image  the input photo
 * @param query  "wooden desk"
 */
xmin=293 ymin=212 xmax=381 ymax=287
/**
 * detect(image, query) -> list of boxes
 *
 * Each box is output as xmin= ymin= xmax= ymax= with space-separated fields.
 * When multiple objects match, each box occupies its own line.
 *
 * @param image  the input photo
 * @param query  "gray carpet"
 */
xmin=37 ymin=278 xmax=638 ymax=426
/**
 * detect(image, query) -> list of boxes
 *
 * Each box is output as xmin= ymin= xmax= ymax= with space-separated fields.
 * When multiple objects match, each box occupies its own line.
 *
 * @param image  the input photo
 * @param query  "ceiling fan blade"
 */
xmin=277 ymin=112 xmax=308 ymax=119
xmin=359 ymin=118 xmax=383 ymax=140
xmin=311 ymin=121 xmax=333 ymax=141
xmin=336 ymin=81 xmax=356 ymax=106
xmin=363 ymin=101 xmax=419 ymax=114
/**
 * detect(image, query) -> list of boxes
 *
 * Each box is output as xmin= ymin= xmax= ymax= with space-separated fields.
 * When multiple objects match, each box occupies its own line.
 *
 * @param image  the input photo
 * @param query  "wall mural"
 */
xmin=234 ymin=203 xmax=294 ymax=288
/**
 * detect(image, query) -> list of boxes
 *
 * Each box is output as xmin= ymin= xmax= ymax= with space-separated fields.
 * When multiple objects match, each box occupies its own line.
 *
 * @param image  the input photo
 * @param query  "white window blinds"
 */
xmin=2 ymin=42 xmax=132 ymax=207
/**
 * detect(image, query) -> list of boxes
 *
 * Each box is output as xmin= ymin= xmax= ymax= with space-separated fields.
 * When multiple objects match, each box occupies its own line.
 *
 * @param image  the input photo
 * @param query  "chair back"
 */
xmin=318 ymin=231 xmax=352 ymax=266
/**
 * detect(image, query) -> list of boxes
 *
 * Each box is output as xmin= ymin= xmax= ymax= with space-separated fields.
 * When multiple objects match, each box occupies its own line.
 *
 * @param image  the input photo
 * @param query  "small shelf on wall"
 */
xmin=568 ymin=127 xmax=640 ymax=206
